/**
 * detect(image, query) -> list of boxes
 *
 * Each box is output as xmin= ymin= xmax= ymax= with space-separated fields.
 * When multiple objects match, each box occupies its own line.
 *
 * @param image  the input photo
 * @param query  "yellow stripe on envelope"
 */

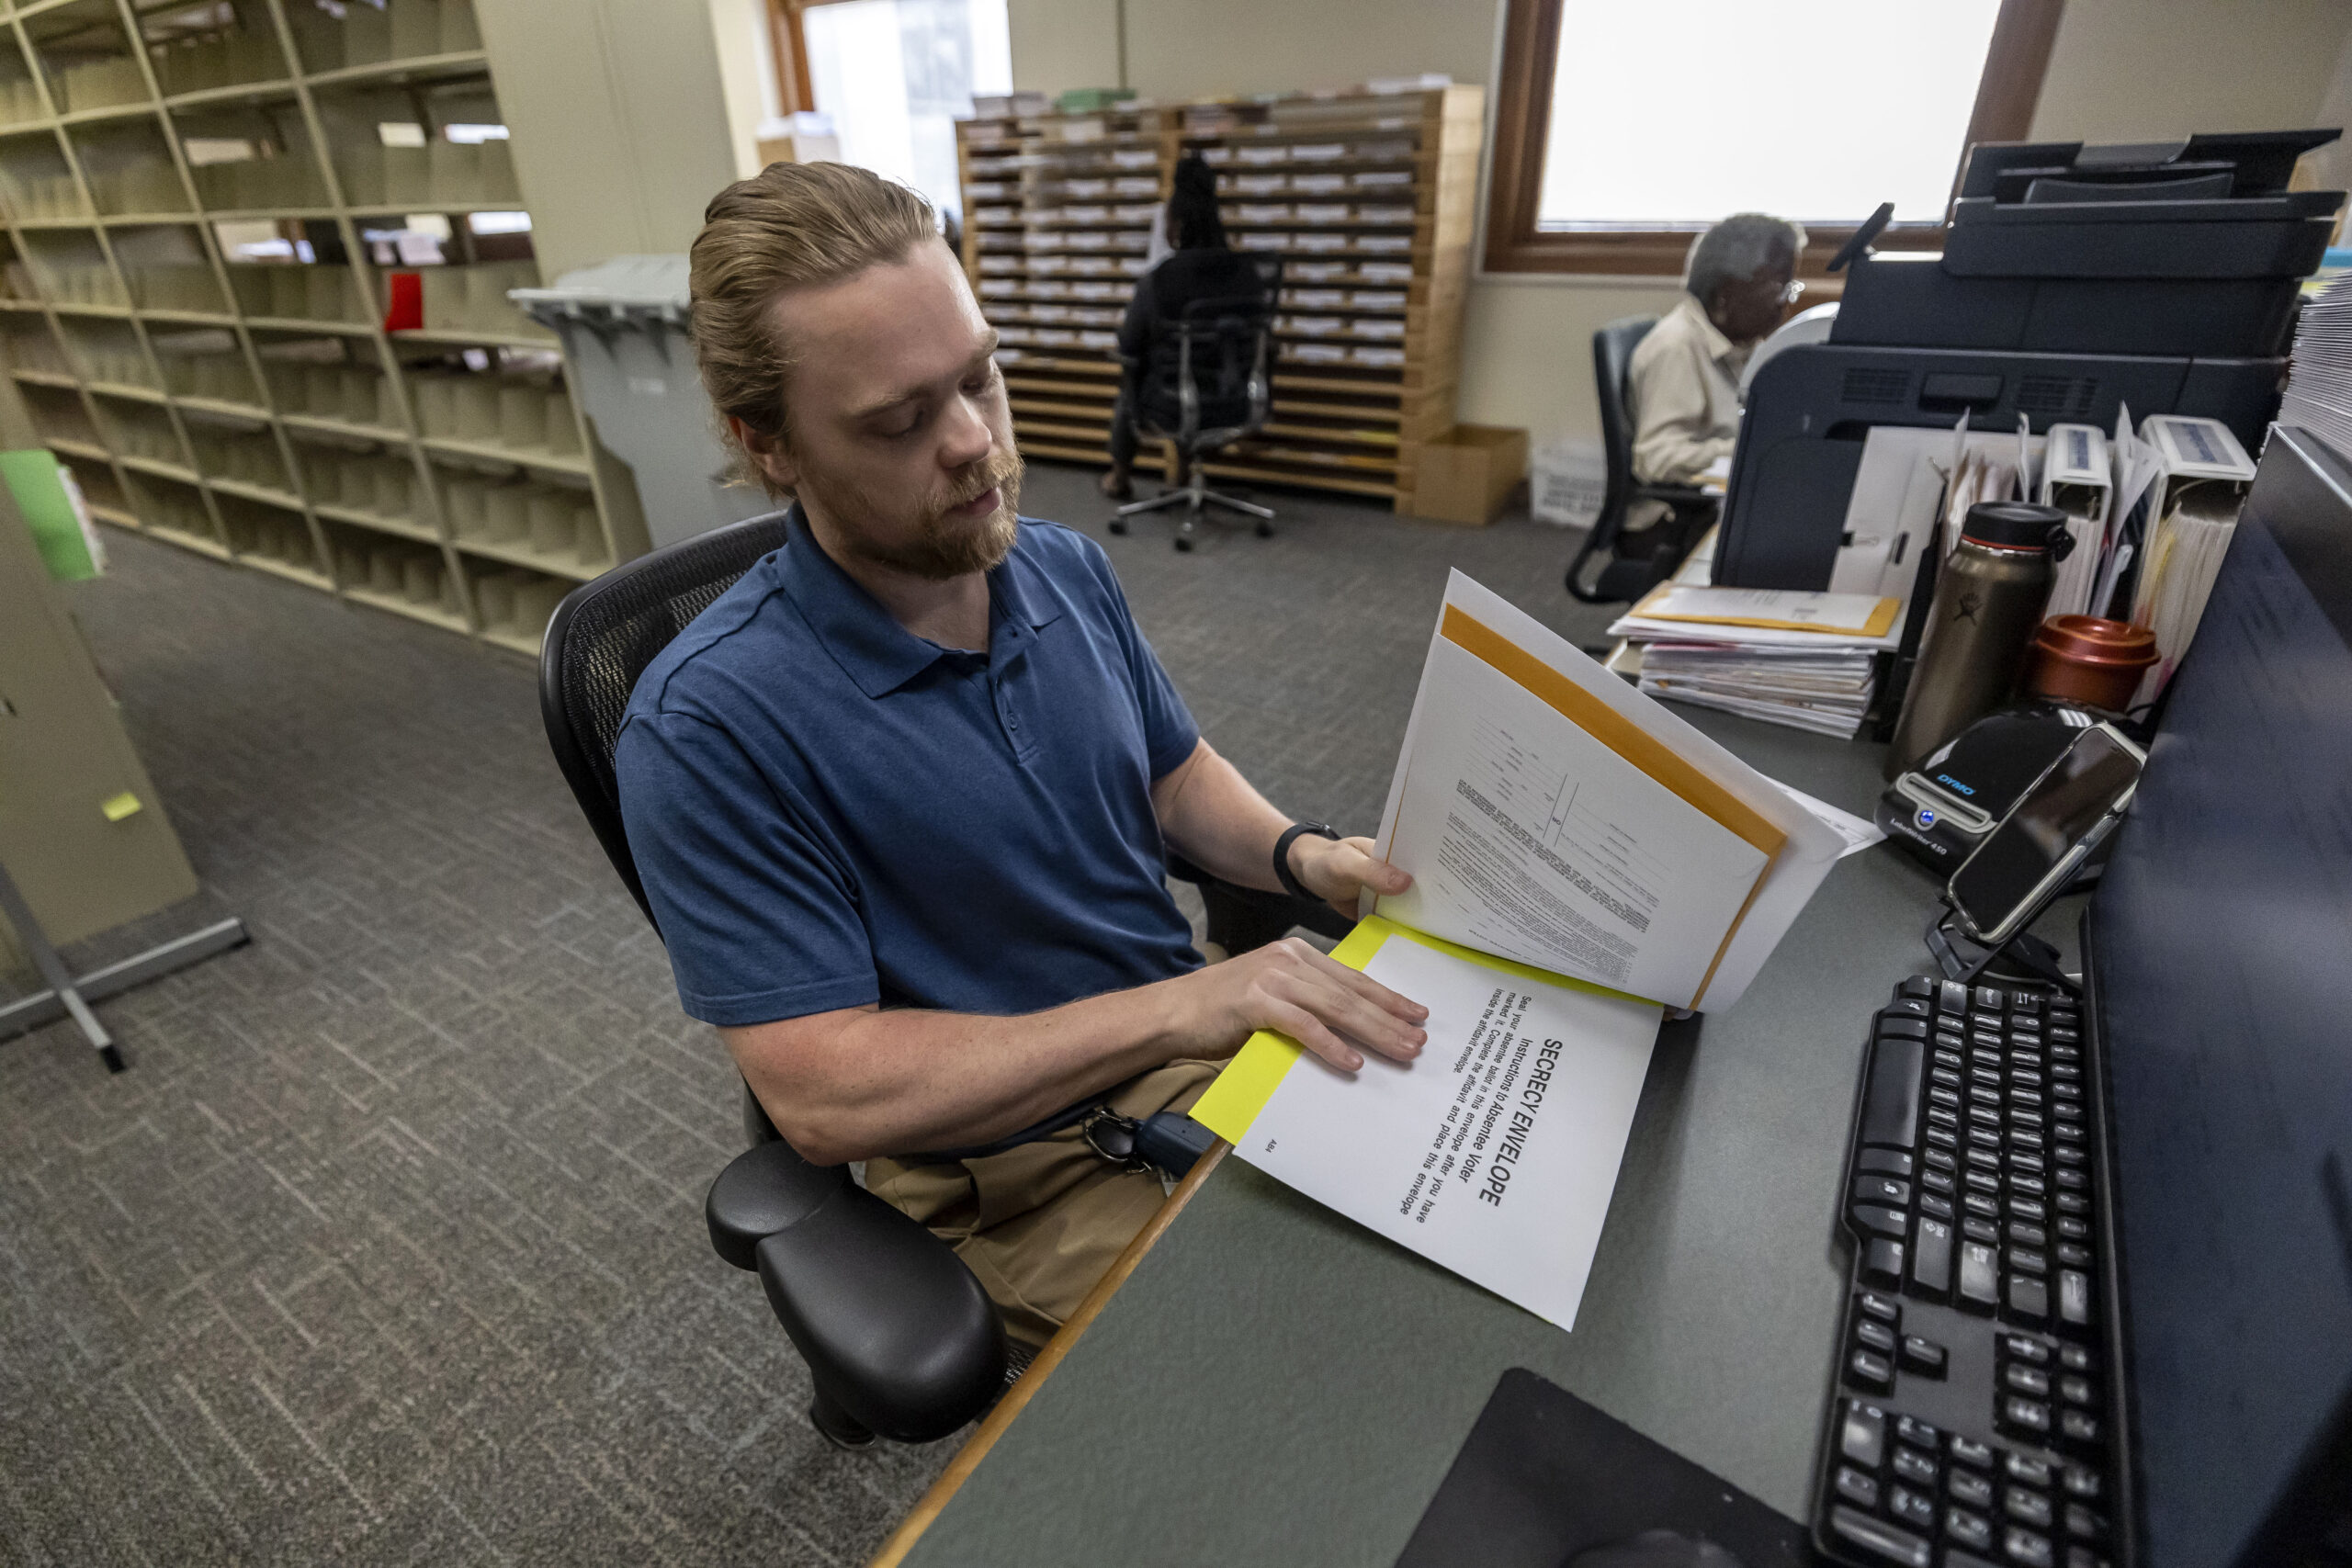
xmin=1189 ymin=914 xmax=1645 ymax=1144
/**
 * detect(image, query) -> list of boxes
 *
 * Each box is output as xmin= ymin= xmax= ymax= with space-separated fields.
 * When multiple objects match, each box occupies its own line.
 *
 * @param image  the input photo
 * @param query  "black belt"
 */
xmin=903 ymin=1100 xmax=1216 ymax=1178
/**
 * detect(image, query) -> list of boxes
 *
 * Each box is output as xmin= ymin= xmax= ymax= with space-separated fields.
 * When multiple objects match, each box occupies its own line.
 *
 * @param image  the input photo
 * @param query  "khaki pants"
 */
xmin=864 ymin=1060 xmax=1221 ymax=1349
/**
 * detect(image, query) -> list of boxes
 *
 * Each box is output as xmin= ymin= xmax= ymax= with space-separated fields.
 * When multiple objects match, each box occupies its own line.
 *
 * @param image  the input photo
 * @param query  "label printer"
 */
xmin=1714 ymin=129 xmax=2346 ymax=589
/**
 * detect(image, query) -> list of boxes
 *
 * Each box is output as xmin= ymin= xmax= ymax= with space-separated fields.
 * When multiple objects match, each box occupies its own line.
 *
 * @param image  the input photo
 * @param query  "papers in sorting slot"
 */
xmin=1191 ymin=918 xmax=1660 ymax=1331
xmin=1371 ymin=572 xmax=1843 ymax=1012
xmin=1627 ymin=583 xmax=1899 ymax=638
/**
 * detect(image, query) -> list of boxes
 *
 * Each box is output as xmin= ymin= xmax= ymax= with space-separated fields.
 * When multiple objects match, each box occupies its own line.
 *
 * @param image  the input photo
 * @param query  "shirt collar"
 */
xmin=1675 ymin=291 xmax=1738 ymax=366
xmin=777 ymin=505 xmax=1061 ymax=699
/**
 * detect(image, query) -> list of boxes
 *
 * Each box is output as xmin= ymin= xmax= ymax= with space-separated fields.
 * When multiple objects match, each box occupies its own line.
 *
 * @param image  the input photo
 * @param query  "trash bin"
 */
xmin=510 ymin=255 xmax=773 ymax=550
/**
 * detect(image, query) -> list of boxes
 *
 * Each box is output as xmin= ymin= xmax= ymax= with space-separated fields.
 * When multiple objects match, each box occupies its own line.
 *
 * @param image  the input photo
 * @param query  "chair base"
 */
xmin=810 ymin=1387 xmax=877 ymax=1450
xmin=1109 ymin=467 xmax=1274 ymax=551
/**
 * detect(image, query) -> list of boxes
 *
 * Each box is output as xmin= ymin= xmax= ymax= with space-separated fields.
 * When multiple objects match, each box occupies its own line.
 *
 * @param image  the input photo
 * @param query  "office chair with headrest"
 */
xmin=1566 ymin=314 xmax=1722 ymax=604
xmin=538 ymin=511 xmax=1348 ymax=1450
xmin=1110 ymin=276 xmax=1280 ymax=553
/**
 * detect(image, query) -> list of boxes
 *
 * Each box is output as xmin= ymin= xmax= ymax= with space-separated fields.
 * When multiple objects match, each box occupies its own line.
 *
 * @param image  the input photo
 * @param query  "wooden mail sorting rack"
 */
xmin=0 ymin=0 xmax=648 ymax=657
xmin=956 ymin=84 xmax=1483 ymax=513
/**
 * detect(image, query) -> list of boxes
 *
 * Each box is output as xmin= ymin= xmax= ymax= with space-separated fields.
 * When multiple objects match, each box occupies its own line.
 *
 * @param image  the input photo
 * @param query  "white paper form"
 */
xmin=1374 ymin=634 xmax=1769 ymax=1004
xmin=1369 ymin=572 xmax=1846 ymax=1012
xmin=1227 ymin=925 xmax=1659 ymax=1330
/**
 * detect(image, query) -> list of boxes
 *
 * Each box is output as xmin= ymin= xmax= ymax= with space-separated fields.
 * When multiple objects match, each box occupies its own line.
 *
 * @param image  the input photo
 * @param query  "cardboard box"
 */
xmin=1410 ymin=424 xmax=1528 ymax=526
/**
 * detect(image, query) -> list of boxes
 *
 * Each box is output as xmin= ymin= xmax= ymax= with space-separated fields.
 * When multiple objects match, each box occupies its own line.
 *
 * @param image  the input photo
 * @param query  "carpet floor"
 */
xmin=0 ymin=461 xmax=1626 ymax=1566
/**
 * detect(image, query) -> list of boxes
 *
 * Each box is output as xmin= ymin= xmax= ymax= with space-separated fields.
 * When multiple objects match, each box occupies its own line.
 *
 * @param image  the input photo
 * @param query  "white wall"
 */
xmin=1005 ymin=0 xmax=2352 ymax=446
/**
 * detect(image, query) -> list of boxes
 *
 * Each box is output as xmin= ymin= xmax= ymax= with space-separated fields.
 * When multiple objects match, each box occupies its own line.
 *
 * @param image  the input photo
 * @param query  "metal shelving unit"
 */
xmin=956 ymin=84 xmax=1484 ymax=513
xmin=0 ymin=0 xmax=649 ymax=656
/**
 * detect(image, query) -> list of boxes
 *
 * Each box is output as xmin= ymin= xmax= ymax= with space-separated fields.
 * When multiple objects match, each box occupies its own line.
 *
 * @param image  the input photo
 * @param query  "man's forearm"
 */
xmin=1151 ymin=739 xmax=1294 ymax=891
xmin=724 ymin=979 xmax=1191 ymax=1166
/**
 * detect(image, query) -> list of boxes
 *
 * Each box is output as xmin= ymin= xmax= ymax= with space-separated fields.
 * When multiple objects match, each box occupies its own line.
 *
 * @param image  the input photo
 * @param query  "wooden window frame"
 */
xmin=1482 ymin=0 xmax=2065 ymax=276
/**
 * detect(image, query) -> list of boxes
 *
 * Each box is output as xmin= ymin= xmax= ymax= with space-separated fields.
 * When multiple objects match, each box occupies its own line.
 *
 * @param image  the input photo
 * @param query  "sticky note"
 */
xmin=100 ymin=792 xmax=141 ymax=822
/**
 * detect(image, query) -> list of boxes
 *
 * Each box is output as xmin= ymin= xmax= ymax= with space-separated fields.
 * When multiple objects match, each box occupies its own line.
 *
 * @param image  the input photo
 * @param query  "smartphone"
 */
xmin=1947 ymin=722 xmax=2146 ymax=947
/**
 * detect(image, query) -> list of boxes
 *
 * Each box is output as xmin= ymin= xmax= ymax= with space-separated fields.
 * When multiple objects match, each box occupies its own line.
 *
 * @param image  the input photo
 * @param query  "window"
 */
xmin=791 ymin=0 xmax=1012 ymax=222
xmin=1485 ymin=0 xmax=2063 ymax=275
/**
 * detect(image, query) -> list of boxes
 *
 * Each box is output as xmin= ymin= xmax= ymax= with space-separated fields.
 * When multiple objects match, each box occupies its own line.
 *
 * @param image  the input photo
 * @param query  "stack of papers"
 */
xmin=1608 ymin=583 xmax=1901 ymax=739
xmin=2279 ymin=273 xmax=2352 ymax=465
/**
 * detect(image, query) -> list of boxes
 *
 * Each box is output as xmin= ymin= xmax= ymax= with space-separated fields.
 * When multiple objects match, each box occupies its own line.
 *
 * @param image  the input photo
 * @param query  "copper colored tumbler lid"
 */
xmin=2031 ymin=615 xmax=2158 ymax=671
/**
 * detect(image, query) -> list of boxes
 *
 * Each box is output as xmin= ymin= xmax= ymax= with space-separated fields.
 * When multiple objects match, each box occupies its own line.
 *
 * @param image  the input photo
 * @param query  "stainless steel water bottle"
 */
xmin=1886 ymin=501 xmax=2075 ymax=778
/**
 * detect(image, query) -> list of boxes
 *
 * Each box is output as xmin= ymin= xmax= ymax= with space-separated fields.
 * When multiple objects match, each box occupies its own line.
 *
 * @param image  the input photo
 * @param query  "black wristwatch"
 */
xmin=1273 ymin=820 xmax=1340 ymax=903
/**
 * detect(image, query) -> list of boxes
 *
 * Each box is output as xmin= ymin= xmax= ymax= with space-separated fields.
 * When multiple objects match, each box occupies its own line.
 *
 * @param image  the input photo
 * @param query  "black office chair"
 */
xmin=537 ymin=511 xmax=1348 ymax=1450
xmin=1110 ymin=275 xmax=1279 ymax=553
xmin=1566 ymin=315 xmax=1722 ymax=604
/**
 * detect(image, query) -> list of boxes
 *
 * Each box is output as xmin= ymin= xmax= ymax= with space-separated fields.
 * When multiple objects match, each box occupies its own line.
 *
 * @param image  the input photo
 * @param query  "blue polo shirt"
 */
xmin=614 ymin=510 xmax=1204 ymax=1027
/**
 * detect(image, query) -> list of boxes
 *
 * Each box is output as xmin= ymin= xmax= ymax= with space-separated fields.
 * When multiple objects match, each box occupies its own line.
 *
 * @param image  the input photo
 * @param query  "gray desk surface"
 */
xmin=897 ymin=709 xmax=2083 ymax=1568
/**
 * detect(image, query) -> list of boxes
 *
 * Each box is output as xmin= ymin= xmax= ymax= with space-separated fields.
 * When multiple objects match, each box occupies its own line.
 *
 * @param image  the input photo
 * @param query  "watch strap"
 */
xmin=1273 ymin=821 xmax=1340 ymax=904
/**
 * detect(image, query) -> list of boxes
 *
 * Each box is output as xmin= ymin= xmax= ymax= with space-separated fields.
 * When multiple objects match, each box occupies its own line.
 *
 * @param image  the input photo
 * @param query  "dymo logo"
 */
xmin=1934 ymin=773 xmax=1976 ymax=796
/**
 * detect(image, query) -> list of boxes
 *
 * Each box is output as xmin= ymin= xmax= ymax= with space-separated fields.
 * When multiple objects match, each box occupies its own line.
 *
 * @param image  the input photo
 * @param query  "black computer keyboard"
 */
xmin=1813 ymin=976 xmax=2117 ymax=1568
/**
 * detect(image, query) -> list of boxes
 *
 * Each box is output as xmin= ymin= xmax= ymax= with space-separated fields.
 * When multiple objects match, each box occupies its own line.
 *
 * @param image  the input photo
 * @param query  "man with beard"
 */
xmin=616 ymin=163 xmax=1427 ymax=1348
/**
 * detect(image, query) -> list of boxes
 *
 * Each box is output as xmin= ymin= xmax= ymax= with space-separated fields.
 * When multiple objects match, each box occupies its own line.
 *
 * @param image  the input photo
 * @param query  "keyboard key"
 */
xmin=1975 ymin=986 xmax=2007 ymax=1010
xmin=1940 ymin=980 xmax=1971 ymax=1014
xmin=2012 ymin=1174 xmax=2050 ymax=1198
xmin=1926 ymin=1148 xmax=1958 ymax=1172
xmin=1854 ymin=1203 xmax=1909 ymax=1237
xmin=2004 ymin=1334 xmax=2051 ymax=1364
xmin=1836 ymin=1464 xmax=1881 ymax=1509
xmin=2054 ymin=1146 xmax=2086 ymax=1167
xmin=1950 ymin=1469 xmax=1996 ymax=1508
xmin=1931 ymin=1108 xmax=1962 ymax=1132
xmin=1951 ymin=1435 xmax=1996 ymax=1469
xmin=2010 ymin=1222 xmax=2049 ymax=1247
xmin=1893 ymin=1445 xmax=1938 ymax=1486
xmin=2057 ymin=1194 xmax=2090 ymax=1215
xmin=2056 ymin=1242 xmax=2091 ymax=1268
xmin=2061 ymin=1409 xmax=2099 ymax=1446
xmin=1890 ymin=1483 xmax=1937 ymax=1529
xmin=1900 ymin=976 xmax=1936 ymax=1000
xmin=1900 ymin=1336 xmax=1947 ymax=1377
xmin=1966 ymin=1169 xmax=2002 ymax=1195
xmin=1933 ymin=1066 xmax=1963 ymax=1090
xmin=2001 ymin=1395 xmax=2052 ymax=1437
xmin=1936 ymin=1049 xmax=1966 ymax=1071
xmin=1860 ymin=1149 xmax=1917 ymax=1178
xmin=1841 ymin=1401 xmax=1887 ymax=1467
xmin=2060 ymin=1375 xmax=2095 ymax=1406
xmin=2005 ymin=1524 xmax=2056 ymax=1567
xmin=2007 ymin=1454 xmax=2054 ymax=1486
xmin=2062 ymin=1466 xmax=2100 ymax=1500
xmin=1879 ymin=1015 xmax=1929 ymax=1040
xmin=2011 ymin=1196 xmax=2049 ymax=1222
xmin=1922 ymin=1191 xmax=1955 ymax=1220
xmin=2064 ymin=1503 xmax=2108 ymax=1540
xmin=1913 ymin=1217 xmax=1953 ymax=1295
xmin=2060 ymin=1270 xmax=2094 ymax=1329
xmin=1947 ymin=1554 xmax=2000 ymax=1568
xmin=2057 ymin=1216 xmax=2088 ymax=1239
xmin=1962 ymin=1243 xmax=2001 ymax=1310
xmin=1856 ymin=1175 xmax=1913 ymax=1207
xmin=1927 ymin=1127 xmax=1959 ymax=1152
xmin=1862 ymin=1038 xmax=1927 ymax=1150
xmin=2007 ymin=1487 xmax=2055 ymax=1529
xmin=1849 ymin=1348 xmax=1894 ymax=1391
xmin=1895 ymin=1415 xmax=1940 ymax=1448
xmin=1857 ymin=1318 xmax=1897 ymax=1356
xmin=1827 ymin=1504 xmax=1930 ymax=1568
xmin=2006 ymin=1363 xmax=2052 ymax=1397
xmin=2059 ymin=1345 xmax=2092 ymax=1372
xmin=1966 ymin=1194 xmax=2001 ymax=1221
xmin=1930 ymin=1087 xmax=1962 ymax=1111
xmin=1965 ymin=1218 xmax=2000 ymax=1246
xmin=2013 ymin=1247 xmax=2050 ymax=1276
xmin=1948 ymin=1506 xmax=1996 ymax=1551
xmin=1860 ymin=1292 xmax=1900 ymax=1325
xmin=1863 ymin=1237 xmax=1905 ymax=1287
xmin=2009 ymin=1273 xmax=2052 ymax=1322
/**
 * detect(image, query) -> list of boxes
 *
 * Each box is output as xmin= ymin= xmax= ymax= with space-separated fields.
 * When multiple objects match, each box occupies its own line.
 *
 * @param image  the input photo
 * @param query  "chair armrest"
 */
xmin=1166 ymin=852 xmax=1352 ymax=953
xmin=707 ymin=1143 xmax=1008 ymax=1443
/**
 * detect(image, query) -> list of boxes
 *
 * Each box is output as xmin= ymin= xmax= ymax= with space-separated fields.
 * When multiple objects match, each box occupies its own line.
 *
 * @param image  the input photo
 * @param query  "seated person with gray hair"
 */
xmin=1625 ymin=212 xmax=1806 ymax=521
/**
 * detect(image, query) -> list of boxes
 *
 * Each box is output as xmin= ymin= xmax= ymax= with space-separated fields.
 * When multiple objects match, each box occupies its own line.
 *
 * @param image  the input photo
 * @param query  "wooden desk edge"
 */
xmin=866 ymin=1140 xmax=1231 ymax=1568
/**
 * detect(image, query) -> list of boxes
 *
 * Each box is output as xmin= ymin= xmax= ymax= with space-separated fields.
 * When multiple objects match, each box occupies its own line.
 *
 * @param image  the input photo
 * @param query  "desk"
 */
xmin=882 ymin=709 xmax=2080 ymax=1568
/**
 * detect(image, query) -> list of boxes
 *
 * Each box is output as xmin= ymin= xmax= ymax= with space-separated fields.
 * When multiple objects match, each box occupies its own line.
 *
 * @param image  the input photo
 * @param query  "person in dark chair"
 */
xmin=616 ymin=162 xmax=1426 ymax=1351
xmin=1623 ymin=212 xmax=1805 ymax=536
xmin=1099 ymin=154 xmax=1268 ymax=501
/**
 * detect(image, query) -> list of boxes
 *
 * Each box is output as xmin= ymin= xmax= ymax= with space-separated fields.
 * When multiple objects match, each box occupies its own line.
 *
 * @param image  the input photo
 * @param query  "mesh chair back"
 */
xmin=1592 ymin=314 xmax=1658 ymax=547
xmin=538 ymin=510 xmax=795 ymax=926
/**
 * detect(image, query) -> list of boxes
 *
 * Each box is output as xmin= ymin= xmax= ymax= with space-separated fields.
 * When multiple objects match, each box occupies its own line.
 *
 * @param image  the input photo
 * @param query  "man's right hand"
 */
xmin=1165 ymin=936 xmax=1428 ymax=1072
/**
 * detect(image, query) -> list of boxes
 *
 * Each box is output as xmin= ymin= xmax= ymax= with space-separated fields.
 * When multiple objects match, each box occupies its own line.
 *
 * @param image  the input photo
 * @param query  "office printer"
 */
xmin=1714 ymin=129 xmax=2345 ymax=589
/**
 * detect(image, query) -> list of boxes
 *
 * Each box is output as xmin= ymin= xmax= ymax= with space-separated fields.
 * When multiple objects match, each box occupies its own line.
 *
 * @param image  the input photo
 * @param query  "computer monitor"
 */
xmin=2089 ymin=424 xmax=2352 ymax=1566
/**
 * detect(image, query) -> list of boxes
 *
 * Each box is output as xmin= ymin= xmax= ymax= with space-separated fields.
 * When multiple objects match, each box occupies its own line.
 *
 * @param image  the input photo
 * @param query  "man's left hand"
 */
xmin=1289 ymin=834 xmax=1413 ymax=920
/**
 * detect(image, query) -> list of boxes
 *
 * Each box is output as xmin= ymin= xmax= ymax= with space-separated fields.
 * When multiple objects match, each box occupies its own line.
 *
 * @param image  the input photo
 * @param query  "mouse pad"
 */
xmin=1393 ymin=1368 xmax=1817 ymax=1568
